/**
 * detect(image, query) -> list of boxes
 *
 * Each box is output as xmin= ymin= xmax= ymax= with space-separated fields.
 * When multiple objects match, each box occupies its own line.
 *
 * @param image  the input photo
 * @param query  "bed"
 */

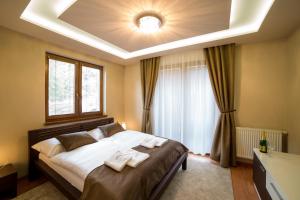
xmin=28 ymin=117 xmax=188 ymax=200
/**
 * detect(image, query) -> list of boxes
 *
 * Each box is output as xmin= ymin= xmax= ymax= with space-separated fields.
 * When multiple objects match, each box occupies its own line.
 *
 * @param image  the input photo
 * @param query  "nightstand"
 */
xmin=0 ymin=164 xmax=17 ymax=199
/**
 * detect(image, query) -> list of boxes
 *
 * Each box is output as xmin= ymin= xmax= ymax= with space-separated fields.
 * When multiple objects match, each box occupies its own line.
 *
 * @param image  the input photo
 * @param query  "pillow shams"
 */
xmin=99 ymin=122 xmax=125 ymax=137
xmin=32 ymin=138 xmax=65 ymax=157
xmin=88 ymin=128 xmax=105 ymax=141
xmin=56 ymin=131 xmax=97 ymax=151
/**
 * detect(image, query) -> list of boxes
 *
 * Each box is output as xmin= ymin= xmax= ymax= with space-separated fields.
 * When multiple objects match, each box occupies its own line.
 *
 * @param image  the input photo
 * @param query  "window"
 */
xmin=152 ymin=51 xmax=220 ymax=155
xmin=46 ymin=53 xmax=103 ymax=123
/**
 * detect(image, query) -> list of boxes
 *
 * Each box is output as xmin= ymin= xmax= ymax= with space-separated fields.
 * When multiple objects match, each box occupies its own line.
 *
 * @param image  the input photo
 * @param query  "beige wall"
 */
xmin=235 ymin=29 xmax=300 ymax=154
xmin=235 ymin=40 xmax=288 ymax=130
xmin=0 ymin=26 xmax=124 ymax=177
xmin=124 ymin=63 xmax=143 ymax=131
xmin=287 ymin=28 xmax=300 ymax=154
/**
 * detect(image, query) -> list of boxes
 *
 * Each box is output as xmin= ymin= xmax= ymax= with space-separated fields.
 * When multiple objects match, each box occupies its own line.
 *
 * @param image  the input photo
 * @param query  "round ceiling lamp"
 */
xmin=136 ymin=14 xmax=162 ymax=34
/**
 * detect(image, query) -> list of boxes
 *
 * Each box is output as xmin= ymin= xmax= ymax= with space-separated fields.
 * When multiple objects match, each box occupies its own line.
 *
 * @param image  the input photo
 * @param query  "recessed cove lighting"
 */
xmin=20 ymin=0 xmax=275 ymax=59
xmin=137 ymin=15 xmax=162 ymax=34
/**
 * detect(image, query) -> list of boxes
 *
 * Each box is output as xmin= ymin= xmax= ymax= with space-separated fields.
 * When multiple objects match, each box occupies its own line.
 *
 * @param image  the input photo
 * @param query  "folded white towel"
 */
xmin=125 ymin=149 xmax=149 ymax=167
xmin=141 ymin=136 xmax=168 ymax=148
xmin=104 ymin=151 xmax=131 ymax=172
xmin=155 ymin=137 xmax=168 ymax=147
xmin=140 ymin=137 xmax=157 ymax=148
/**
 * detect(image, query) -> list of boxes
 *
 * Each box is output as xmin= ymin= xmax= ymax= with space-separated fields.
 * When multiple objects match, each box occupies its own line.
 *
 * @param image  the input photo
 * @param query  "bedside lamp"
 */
xmin=0 ymin=160 xmax=8 ymax=169
xmin=0 ymin=154 xmax=8 ymax=167
xmin=121 ymin=122 xmax=127 ymax=130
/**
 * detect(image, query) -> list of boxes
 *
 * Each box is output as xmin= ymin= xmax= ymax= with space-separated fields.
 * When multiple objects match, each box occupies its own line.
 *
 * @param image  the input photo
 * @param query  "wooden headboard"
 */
xmin=28 ymin=117 xmax=114 ymax=179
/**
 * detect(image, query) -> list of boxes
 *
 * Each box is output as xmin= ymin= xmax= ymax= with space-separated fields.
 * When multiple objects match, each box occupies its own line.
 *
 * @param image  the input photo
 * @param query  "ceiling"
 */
xmin=0 ymin=0 xmax=300 ymax=65
xmin=60 ymin=0 xmax=231 ymax=51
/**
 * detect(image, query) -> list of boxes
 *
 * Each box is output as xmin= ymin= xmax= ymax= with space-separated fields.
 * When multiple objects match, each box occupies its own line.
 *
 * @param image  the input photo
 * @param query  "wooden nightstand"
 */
xmin=0 ymin=164 xmax=17 ymax=199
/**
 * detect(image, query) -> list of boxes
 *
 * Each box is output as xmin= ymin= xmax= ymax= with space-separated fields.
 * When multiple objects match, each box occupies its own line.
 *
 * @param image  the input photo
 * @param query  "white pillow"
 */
xmin=32 ymin=138 xmax=65 ymax=157
xmin=88 ymin=128 xmax=105 ymax=141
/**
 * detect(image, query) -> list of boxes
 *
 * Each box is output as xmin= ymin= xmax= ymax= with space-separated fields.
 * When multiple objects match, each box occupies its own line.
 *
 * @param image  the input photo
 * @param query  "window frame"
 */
xmin=45 ymin=53 xmax=104 ymax=124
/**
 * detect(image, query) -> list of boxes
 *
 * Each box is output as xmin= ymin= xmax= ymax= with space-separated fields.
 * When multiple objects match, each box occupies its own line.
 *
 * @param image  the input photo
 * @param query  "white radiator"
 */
xmin=236 ymin=127 xmax=287 ymax=159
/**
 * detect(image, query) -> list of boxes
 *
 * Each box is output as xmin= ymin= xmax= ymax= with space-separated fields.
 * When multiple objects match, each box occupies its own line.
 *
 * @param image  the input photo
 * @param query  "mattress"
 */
xmin=39 ymin=153 xmax=85 ymax=191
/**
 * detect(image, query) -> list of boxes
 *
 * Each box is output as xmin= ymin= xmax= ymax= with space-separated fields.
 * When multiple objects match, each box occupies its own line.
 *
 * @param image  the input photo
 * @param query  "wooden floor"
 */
xmin=16 ymin=160 xmax=259 ymax=200
xmin=231 ymin=162 xmax=259 ymax=200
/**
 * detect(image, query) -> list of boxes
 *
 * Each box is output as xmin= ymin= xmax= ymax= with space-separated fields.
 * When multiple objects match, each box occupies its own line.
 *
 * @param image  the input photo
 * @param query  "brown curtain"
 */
xmin=204 ymin=44 xmax=236 ymax=167
xmin=140 ymin=57 xmax=160 ymax=134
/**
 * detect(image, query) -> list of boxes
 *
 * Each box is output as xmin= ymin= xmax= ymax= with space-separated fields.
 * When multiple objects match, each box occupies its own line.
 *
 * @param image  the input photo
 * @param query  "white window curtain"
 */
xmin=152 ymin=50 xmax=220 ymax=155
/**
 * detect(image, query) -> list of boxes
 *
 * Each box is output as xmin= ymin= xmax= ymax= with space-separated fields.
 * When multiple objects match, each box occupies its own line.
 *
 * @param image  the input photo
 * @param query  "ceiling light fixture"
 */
xmin=137 ymin=14 xmax=162 ymax=34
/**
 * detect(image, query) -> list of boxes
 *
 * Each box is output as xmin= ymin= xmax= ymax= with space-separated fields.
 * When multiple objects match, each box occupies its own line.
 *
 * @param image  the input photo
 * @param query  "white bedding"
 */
xmin=39 ymin=153 xmax=84 ymax=191
xmin=47 ymin=130 xmax=149 ymax=182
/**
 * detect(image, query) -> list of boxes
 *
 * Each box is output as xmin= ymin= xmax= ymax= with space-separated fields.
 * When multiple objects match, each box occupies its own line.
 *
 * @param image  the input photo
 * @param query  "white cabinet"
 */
xmin=266 ymin=172 xmax=284 ymax=200
xmin=253 ymin=149 xmax=300 ymax=200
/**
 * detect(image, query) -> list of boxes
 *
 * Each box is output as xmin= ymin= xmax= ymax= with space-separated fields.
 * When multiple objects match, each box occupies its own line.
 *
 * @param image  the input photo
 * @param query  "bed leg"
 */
xmin=182 ymin=157 xmax=187 ymax=171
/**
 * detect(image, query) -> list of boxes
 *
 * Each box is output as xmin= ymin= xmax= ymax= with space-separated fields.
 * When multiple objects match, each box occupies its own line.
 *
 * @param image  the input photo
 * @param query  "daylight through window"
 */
xmin=46 ymin=53 xmax=103 ymax=123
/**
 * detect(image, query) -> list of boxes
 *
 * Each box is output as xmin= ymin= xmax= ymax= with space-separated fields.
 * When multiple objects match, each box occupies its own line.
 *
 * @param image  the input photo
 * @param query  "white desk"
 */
xmin=254 ymin=148 xmax=300 ymax=200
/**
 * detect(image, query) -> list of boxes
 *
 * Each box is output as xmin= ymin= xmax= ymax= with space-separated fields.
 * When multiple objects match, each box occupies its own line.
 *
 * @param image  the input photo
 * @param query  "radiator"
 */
xmin=236 ymin=127 xmax=287 ymax=159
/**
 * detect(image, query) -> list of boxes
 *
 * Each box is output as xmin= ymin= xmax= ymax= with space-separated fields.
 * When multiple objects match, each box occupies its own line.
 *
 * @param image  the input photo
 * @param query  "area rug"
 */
xmin=14 ymin=155 xmax=234 ymax=200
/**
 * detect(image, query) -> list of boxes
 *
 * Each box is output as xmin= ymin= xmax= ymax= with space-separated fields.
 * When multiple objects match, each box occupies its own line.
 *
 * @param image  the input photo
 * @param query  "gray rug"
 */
xmin=15 ymin=155 xmax=234 ymax=200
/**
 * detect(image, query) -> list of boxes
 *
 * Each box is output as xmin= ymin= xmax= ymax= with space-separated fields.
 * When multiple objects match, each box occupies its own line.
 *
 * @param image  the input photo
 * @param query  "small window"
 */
xmin=46 ymin=53 xmax=104 ymax=124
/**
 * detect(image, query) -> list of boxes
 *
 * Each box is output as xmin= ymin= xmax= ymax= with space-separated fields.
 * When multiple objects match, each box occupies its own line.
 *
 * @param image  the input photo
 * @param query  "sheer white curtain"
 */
xmin=152 ymin=50 xmax=220 ymax=155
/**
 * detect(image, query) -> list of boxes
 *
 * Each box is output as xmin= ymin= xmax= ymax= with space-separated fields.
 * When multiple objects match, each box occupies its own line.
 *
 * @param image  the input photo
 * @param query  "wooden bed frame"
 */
xmin=28 ymin=117 xmax=188 ymax=200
